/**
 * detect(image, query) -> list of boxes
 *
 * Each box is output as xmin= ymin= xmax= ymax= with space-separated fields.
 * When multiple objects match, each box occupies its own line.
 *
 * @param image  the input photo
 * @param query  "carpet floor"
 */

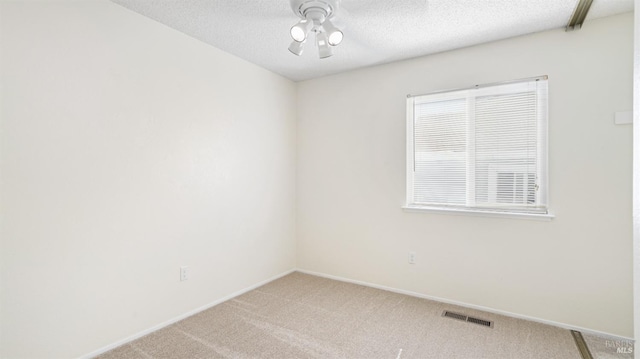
xmin=97 ymin=272 xmax=631 ymax=358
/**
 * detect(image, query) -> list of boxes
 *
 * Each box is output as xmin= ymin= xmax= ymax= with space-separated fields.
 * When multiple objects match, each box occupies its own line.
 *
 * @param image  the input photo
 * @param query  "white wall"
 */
xmin=0 ymin=2 xmax=296 ymax=358
xmin=297 ymin=13 xmax=634 ymax=338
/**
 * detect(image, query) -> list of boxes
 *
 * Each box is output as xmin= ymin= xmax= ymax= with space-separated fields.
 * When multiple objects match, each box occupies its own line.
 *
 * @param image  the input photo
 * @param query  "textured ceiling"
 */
xmin=111 ymin=0 xmax=634 ymax=82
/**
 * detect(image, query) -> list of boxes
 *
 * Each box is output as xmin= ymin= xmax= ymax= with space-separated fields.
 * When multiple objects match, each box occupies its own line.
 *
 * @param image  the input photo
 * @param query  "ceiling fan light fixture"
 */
xmin=288 ymin=39 xmax=305 ymax=56
xmin=288 ymin=0 xmax=342 ymax=58
xmin=316 ymin=32 xmax=333 ymax=59
xmin=322 ymin=19 xmax=343 ymax=46
xmin=290 ymin=19 xmax=313 ymax=42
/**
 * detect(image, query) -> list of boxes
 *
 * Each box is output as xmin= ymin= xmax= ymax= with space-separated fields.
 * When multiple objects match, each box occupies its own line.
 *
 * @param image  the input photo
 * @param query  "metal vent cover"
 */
xmin=442 ymin=310 xmax=493 ymax=328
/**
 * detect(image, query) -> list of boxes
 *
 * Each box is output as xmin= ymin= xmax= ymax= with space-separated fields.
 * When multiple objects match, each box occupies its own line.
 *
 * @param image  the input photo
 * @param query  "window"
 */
xmin=405 ymin=76 xmax=549 ymax=217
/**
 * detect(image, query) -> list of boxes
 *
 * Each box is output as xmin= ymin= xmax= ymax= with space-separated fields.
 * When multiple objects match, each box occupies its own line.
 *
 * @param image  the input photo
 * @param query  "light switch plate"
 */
xmin=615 ymin=111 xmax=632 ymax=125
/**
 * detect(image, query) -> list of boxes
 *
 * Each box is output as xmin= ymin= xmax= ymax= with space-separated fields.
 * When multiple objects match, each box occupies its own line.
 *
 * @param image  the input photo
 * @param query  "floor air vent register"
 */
xmin=442 ymin=310 xmax=493 ymax=328
xmin=442 ymin=311 xmax=595 ymax=359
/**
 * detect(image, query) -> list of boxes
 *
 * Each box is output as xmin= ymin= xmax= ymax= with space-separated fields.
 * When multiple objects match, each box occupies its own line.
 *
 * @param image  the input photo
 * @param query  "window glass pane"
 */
xmin=413 ymin=99 xmax=466 ymax=205
xmin=474 ymin=91 xmax=538 ymax=208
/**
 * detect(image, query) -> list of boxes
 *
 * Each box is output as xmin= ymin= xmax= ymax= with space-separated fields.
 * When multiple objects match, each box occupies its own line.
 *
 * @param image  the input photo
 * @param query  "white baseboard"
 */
xmin=295 ymin=268 xmax=634 ymax=342
xmin=79 ymin=268 xmax=296 ymax=359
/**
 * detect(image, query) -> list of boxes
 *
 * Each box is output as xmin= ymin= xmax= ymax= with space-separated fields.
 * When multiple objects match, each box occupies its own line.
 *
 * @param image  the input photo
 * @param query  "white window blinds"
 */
xmin=406 ymin=77 xmax=548 ymax=214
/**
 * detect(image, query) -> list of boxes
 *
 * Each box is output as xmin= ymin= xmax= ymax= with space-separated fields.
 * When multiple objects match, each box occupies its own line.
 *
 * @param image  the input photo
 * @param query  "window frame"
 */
xmin=404 ymin=76 xmax=553 ymax=221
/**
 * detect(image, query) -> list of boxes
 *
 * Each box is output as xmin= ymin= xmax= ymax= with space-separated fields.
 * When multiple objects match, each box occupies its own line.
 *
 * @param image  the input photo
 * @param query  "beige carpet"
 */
xmin=97 ymin=272 xmax=618 ymax=358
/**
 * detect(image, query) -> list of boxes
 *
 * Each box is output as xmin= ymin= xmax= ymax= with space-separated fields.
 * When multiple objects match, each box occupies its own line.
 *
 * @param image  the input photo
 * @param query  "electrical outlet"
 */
xmin=180 ymin=266 xmax=189 ymax=281
xmin=408 ymin=252 xmax=416 ymax=264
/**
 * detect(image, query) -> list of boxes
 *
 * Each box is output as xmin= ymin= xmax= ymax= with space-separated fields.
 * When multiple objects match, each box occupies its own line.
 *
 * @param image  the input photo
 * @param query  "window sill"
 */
xmin=402 ymin=205 xmax=555 ymax=221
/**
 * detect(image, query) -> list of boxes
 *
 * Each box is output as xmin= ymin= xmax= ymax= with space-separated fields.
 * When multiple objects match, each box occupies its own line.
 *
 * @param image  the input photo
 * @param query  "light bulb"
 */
xmin=328 ymin=31 xmax=343 ymax=46
xmin=322 ymin=19 xmax=343 ymax=46
xmin=290 ymin=19 xmax=313 ymax=42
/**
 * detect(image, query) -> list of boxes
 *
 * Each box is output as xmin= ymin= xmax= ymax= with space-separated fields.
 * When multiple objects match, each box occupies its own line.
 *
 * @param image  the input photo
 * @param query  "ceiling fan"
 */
xmin=287 ymin=0 xmax=344 ymax=59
